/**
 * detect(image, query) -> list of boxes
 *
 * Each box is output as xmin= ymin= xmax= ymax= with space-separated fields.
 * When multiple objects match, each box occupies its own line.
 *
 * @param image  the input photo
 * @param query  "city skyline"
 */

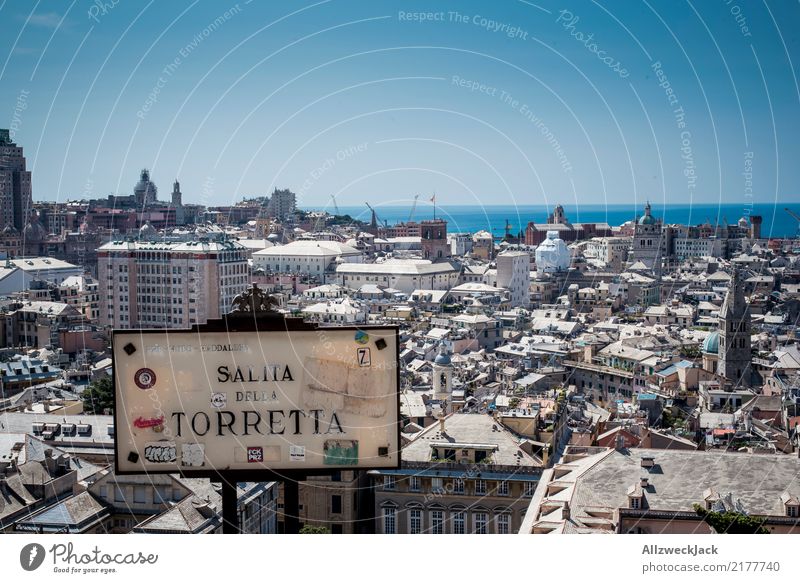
xmin=1 ymin=1 xmax=798 ymax=208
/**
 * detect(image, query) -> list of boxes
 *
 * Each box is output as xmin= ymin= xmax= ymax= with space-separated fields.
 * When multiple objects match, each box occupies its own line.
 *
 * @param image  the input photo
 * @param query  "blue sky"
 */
xmin=1 ymin=0 xmax=798 ymax=211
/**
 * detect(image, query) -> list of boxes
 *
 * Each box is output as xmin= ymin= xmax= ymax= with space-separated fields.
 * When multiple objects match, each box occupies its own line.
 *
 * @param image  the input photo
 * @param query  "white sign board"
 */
xmin=113 ymin=327 xmax=400 ymax=474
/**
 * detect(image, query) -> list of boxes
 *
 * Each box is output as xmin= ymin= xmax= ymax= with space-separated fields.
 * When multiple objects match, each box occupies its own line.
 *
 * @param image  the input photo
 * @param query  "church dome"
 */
xmin=637 ymin=202 xmax=657 ymax=225
xmin=702 ymin=331 xmax=720 ymax=354
xmin=23 ymin=219 xmax=47 ymax=241
xmin=138 ymin=221 xmax=157 ymax=239
xmin=638 ymin=214 xmax=656 ymax=225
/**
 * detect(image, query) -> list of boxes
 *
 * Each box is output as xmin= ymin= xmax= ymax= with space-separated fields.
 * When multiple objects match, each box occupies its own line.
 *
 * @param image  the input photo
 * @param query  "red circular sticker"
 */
xmin=134 ymin=368 xmax=156 ymax=389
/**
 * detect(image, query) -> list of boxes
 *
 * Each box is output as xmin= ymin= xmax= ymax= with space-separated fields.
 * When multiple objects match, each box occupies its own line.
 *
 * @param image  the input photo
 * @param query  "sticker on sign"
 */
xmin=289 ymin=445 xmax=305 ymax=462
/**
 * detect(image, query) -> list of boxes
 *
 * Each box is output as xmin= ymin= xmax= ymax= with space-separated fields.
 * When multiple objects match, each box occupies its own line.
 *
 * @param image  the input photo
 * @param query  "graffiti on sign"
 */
xmin=143 ymin=442 xmax=177 ymax=463
xmin=133 ymin=415 xmax=165 ymax=431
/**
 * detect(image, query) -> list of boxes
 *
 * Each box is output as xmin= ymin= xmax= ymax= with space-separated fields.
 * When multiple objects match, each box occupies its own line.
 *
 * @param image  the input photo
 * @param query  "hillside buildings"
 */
xmin=2 ymin=122 xmax=800 ymax=537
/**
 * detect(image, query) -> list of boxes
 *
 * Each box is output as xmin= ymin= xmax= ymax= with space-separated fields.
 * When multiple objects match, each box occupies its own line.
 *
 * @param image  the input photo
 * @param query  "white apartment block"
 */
xmin=97 ymin=239 xmax=249 ymax=329
xmin=585 ymin=237 xmax=631 ymax=267
xmin=336 ymin=259 xmax=459 ymax=294
xmin=11 ymin=257 xmax=83 ymax=286
xmin=266 ymin=188 xmax=297 ymax=220
xmin=673 ymin=237 xmax=724 ymax=260
xmin=252 ymin=240 xmax=362 ymax=283
xmin=495 ymin=250 xmax=530 ymax=308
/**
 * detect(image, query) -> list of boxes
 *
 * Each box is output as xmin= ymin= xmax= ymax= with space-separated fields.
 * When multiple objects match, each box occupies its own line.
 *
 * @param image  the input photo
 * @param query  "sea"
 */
xmin=321 ymin=203 xmax=800 ymax=240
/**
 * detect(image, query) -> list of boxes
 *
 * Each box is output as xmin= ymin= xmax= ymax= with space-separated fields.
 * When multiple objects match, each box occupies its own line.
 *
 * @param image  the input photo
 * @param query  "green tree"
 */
xmin=679 ymin=345 xmax=700 ymax=359
xmin=693 ymin=504 xmax=769 ymax=534
xmin=299 ymin=524 xmax=330 ymax=534
xmin=82 ymin=376 xmax=114 ymax=414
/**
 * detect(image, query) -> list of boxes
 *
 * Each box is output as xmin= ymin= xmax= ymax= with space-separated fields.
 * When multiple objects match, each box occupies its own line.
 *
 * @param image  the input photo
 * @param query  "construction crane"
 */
xmin=407 ymin=194 xmax=420 ymax=222
xmin=785 ymin=208 xmax=800 ymax=238
xmin=330 ymin=194 xmax=340 ymax=216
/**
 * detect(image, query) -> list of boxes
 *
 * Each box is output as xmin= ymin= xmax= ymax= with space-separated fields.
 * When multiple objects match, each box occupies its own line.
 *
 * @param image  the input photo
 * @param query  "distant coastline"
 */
xmin=303 ymin=202 xmax=800 ymax=239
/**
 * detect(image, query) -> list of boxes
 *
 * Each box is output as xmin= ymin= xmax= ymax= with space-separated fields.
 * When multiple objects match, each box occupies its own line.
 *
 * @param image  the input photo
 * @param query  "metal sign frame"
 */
xmin=112 ymin=312 xmax=401 ymax=479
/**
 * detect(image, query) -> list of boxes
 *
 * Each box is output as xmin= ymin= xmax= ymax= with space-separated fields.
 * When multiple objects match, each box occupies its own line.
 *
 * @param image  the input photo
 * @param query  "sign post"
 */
xmin=112 ymin=285 xmax=400 ymax=533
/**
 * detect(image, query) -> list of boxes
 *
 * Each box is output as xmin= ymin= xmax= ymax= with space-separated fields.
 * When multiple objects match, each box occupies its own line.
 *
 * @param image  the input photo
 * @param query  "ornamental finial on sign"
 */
xmin=230 ymin=283 xmax=281 ymax=314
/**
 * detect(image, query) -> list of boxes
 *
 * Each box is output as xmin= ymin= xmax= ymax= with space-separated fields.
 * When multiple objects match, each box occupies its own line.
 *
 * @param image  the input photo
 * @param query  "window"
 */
xmin=133 ymin=486 xmax=146 ymax=504
xmin=474 ymin=512 xmax=488 ymax=534
xmin=114 ymin=486 xmax=125 ymax=503
xmin=331 ymin=495 xmax=342 ymax=514
xmin=383 ymin=507 xmax=396 ymax=534
xmin=453 ymin=511 xmax=466 ymax=534
xmin=155 ymin=487 xmax=170 ymax=503
xmin=630 ymin=497 xmax=641 ymax=509
xmin=409 ymin=509 xmax=422 ymax=534
xmin=409 ymin=476 xmax=421 ymax=492
xmin=431 ymin=510 xmax=444 ymax=534
xmin=497 ymin=481 xmax=509 ymax=496
xmin=788 ymin=506 xmax=798 ymax=518
xmin=523 ymin=482 xmax=535 ymax=497
xmin=431 ymin=477 xmax=443 ymax=492
xmin=383 ymin=476 xmax=396 ymax=491
xmin=496 ymin=513 xmax=510 ymax=534
xmin=453 ymin=478 xmax=464 ymax=494
xmin=475 ymin=479 xmax=487 ymax=495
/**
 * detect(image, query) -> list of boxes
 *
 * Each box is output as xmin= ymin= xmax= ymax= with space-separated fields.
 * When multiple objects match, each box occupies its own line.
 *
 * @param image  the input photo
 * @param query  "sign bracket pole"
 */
xmin=221 ymin=475 xmax=239 ymax=534
xmin=283 ymin=478 xmax=301 ymax=534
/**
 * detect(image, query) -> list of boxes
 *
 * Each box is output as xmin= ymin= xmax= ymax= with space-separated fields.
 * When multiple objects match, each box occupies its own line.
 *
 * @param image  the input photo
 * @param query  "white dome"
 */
xmin=535 ymin=231 xmax=570 ymax=272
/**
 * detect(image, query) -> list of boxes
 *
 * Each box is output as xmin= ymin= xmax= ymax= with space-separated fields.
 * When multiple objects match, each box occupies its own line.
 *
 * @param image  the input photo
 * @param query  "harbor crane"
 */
xmin=408 ymin=194 xmax=420 ymax=222
xmin=330 ymin=194 xmax=340 ymax=216
xmin=365 ymin=202 xmax=387 ymax=228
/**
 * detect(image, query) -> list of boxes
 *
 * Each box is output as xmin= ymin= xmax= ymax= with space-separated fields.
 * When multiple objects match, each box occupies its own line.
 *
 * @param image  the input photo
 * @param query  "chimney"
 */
xmin=641 ymin=456 xmax=655 ymax=469
xmin=640 ymin=477 xmax=649 ymax=488
xmin=615 ymin=433 xmax=625 ymax=450
xmin=562 ymin=501 xmax=570 ymax=520
xmin=439 ymin=416 xmax=446 ymax=435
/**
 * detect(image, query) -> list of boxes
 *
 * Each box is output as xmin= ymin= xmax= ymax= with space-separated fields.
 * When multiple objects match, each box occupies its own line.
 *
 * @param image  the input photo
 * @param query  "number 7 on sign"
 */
xmin=357 ymin=347 xmax=371 ymax=367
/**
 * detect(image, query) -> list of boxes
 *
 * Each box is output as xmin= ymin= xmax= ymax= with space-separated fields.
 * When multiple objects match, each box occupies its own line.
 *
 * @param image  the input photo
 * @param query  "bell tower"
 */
xmin=432 ymin=342 xmax=453 ymax=409
xmin=718 ymin=269 xmax=752 ymax=387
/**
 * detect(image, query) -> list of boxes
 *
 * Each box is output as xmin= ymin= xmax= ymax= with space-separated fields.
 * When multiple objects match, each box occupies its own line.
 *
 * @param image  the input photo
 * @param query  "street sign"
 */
xmin=112 ymin=325 xmax=400 ymax=475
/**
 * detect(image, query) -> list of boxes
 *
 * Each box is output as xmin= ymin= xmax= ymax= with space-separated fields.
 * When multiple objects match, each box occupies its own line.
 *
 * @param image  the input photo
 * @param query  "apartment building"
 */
xmin=97 ymin=239 xmax=249 ymax=328
xmin=372 ymin=414 xmax=541 ymax=534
